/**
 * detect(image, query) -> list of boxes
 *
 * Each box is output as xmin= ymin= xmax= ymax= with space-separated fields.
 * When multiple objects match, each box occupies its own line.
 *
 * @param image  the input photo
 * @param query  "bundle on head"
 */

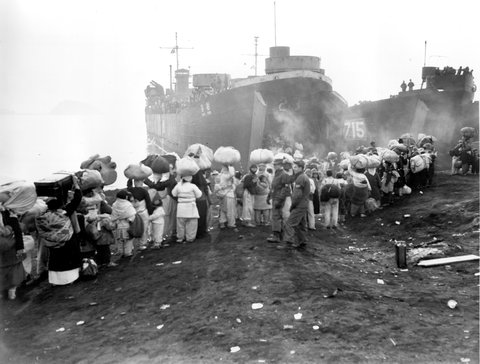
xmin=213 ymin=146 xmax=241 ymax=165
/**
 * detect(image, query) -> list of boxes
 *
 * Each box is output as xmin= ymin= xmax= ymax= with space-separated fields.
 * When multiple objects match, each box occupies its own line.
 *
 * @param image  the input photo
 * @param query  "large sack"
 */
xmin=338 ymin=159 xmax=350 ymax=170
xmin=293 ymin=150 xmax=303 ymax=160
xmin=410 ymin=155 xmax=426 ymax=173
xmin=250 ymin=149 xmax=274 ymax=164
xmin=327 ymin=152 xmax=337 ymax=160
xmin=381 ymin=149 xmax=400 ymax=163
xmin=80 ymin=154 xmax=117 ymax=186
xmin=388 ymin=139 xmax=399 ymax=149
xmin=214 ymin=147 xmax=241 ymax=165
xmin=366 ymin=155 xmax=381 ymax=168
xmin=1 ymin=178 xmax=37 ymax=215
xmin=124 ymin=164 xmax=153 ymax=180
xmin=461 ymin=127 xmax=475 ymax=138
xmin=176 ymin=157 xmax=200 ymax=177
xmin=78 ymin=169 xmax=104 ymax=191
xmin=273 ymin=153 xmax=295 ymax=164
xmin=151 ymin=156 xmax=170 ymax=174
xmin=185 ymin=144 xmax=213 ymax=170
xmin=349 ymin=154 xmax=369 ymax=169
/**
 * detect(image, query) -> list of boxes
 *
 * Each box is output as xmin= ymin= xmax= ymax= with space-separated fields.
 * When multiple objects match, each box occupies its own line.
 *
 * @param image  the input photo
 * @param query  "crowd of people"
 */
xmin=0 ymin=130 xmax=477 ymax=301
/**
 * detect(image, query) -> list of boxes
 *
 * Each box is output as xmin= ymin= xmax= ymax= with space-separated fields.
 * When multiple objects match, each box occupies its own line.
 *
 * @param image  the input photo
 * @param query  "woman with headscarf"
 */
xmin=111 ymin=190 xmax=136 ymax=257
xmin=35 ymin=176 xmax=83 ymax=286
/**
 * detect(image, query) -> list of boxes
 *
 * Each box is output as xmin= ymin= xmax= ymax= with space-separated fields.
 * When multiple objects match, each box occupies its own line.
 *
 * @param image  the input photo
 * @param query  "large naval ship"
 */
xmin=343 ymin=65 xmax=478 ymax=158
xmin=145 ymin=45 xmax=347 ymax=168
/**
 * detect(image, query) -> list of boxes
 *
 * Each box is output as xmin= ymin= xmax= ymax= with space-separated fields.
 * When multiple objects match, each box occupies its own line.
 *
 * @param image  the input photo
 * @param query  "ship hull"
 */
xmin=146 ymin=75 xmax=347 ymax=169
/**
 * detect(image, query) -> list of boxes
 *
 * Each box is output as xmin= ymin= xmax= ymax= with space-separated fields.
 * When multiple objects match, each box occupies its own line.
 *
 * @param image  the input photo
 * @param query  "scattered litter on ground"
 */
xmin=312 ymin=325 xmax=319 ymax=330
xmin=55 ymin=328 xmax=65 ymax=332
xmin=230 ymin=346 xmax=240 ymax=353
xmin=88 ymin=302 xmax=97 ymax=306
xmin=252 ymin=286 xmax=258 ymax=290
xmin=236 ymin=318 xmax=241 ymax=323
xmin=171 ymin=261 xmax=182 ymax=265
xmin=251 ymin=303 xmax=263 ymax=310
xmin=156 ymin=324 xmax=164 ymax=330
xmin=403 ymin=214 xmax=411 ymax=218
xmin=389 ymin=338 xmax=396 ymax=346
xmin=447 ymin=300 xmax=457 ymax=309
xmin=395 ymin=221 xmax=400 ymax=225
xmin=294 ymin=313 xmax=302 ymax=320
xmin=160 ymin=304 xmax=170 ymax=310
xmin=418 ymin=255 xmax=480 ymax=267
xmin=155 ymin=263 xmax=164 ymax=266
xmin=76 ymin=321 xmax=85 ymax=326
xmin=283 ymin=325 xmax=294 ymax=330
xmin=377 ymin=279 xmax=385 ymax=284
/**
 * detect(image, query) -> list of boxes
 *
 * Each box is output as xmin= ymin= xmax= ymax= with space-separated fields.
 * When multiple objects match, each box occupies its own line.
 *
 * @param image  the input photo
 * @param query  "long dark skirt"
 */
xmin=196 ymin=199 xmax=209 ymax=238
xmin=313 ymin=190 xmax=320 ymax=214
xmin=48 ymin=235 xmax=82 ymax=272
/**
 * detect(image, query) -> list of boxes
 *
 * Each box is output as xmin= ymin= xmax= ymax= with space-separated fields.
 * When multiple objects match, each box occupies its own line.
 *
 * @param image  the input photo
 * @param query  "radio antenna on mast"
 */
xmin=274 ymin=1 xmax=277 ymax=46
xmin=159 ymin=32 xmax=193 ymax=71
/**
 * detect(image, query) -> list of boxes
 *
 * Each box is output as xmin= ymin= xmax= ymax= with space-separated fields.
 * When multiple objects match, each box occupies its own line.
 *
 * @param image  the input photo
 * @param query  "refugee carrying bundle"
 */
xmin=124 ymin=164 xmax=153 ymax=180
xmin=349 ymin=154 xmax=369 ymax=169
xmin=0 ymin=215 xmax=15 ymax=252
xmin=176 ymin=157 xmax=200 ymax=177
xmin=381 ymin=149 xmax=400 ymax=163
xmin=214 ymin=146 xmax=241 ymax=165
xmin=338 ymin=159 xmax=350 ymax=170
xmin=34 ymin=173 xmax=73 ymax=205
xmin=80 ymin=258 xmax=98 ymax=280
xmin=250 ymin=149 xmax=274 ymax=164
xmin=327 ymin=152 xmax=337 ymax=160
xmin=77 ymin=169 xmax=104 ymax=191
xmin=320 ymin=184 xmax=340 ymax=202
xmin=185 ymin=144 xmax=214 ymax=170
xmin=36 ymin=210 xmax=74 ymax=248
xmin=127 ymin=213 xmax=144 ymax=238
xmin=410 ymin=155 xmax=426 ymax=173
xmin=460 ymin=127 xmax=475 ymax=139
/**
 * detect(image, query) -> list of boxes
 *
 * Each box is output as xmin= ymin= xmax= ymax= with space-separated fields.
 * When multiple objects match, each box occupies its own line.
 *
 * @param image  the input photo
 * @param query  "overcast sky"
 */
xmin=1 ymin=0 xmax=479 ymax=118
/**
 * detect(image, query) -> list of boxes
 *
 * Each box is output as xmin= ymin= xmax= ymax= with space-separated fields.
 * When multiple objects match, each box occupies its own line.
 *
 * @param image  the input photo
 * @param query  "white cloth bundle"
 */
xmin=250 ymin=149 xmax=274 ymax=164
xmin=381 ymin=149 xmax=400 ymax=163
xmin=0 ymin=178 xmax=37 ymax=215
xmin=176 ymin=157 xmax=200 ymax=177
xmin=366 ymin=155 xmax=381 ymax=168
xmin=124 ymin=164 xmax=153 ymax=180
xmin=327 ymin=152 xmax=337 ymax=160
xmin=214 ymin=146 xmax=241 ymax=165
xmin=410 ymin=155 xmax=426 ymax=173
xmin=79 ymin=170 xmax=104 ymax=190
xmin=184 ymin=144 xmax=214 ymax=170
xmin=273 ymin=152 xmax=295 ymax=164
xmin=349 ymin=154 xmax=369 ymax=169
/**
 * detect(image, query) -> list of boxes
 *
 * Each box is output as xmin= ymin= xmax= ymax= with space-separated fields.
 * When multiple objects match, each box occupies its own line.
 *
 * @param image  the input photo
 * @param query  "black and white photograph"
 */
xmin=1 ymin=0 xmax=479 ymax=363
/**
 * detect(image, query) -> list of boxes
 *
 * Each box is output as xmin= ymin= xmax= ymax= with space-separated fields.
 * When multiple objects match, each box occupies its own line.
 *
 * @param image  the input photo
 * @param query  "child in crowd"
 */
xmin=111 ymin=190 xmax=136 ymax=257
xmin=149 ymin=197 xmax=166 ymax=248
xmin=253 ymin=174 xmax=272 ymax=225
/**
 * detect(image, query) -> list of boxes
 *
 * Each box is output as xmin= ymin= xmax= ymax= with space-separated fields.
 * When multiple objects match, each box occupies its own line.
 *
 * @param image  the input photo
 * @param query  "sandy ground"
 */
xmin=0 ymin=172 xmax=478 ymax=364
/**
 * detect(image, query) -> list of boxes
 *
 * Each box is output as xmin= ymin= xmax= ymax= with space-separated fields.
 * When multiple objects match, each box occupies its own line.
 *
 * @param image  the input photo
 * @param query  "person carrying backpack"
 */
xmin=320 ymin=170 xmax=342 ymax=229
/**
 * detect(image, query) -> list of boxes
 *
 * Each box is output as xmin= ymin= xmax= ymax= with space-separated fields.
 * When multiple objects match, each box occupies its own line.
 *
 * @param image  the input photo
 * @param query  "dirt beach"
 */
xmin=0 ymin=172 xmax=478 ymax=364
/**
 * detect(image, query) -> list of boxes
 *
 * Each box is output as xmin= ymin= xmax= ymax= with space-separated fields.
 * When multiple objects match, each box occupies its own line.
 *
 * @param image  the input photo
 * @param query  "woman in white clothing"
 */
xmin=172 ymin=176 xmax=202 ymax=243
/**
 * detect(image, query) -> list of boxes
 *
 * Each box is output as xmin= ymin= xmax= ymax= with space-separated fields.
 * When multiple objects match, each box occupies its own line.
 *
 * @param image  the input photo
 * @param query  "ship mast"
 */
xmin=159 ymin=32 xmax=193 ymax=71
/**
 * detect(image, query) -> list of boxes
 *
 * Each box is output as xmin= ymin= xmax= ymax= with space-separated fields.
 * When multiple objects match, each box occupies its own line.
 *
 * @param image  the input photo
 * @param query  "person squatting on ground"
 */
xmin=111 ymin=190 xmax=136 ymax=258
xmin=242 ymin=164 xmax=258 ymax=227
xmin=172 ymin=175 xmax=202 ymax=243
xmin=266 ymin=158 xmax=292 ymax=243
xmin=283 ymin=160 xmax=311 ymax=248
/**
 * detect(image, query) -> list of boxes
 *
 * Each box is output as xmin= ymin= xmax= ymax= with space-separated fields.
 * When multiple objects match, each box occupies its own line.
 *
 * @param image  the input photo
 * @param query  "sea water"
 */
xmin=0 ymin=114 xmax=148 ymax=190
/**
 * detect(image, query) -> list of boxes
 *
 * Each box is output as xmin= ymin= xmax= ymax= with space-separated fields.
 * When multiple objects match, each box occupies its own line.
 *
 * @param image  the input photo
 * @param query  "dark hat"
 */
xmin=116 ymin=190 xmax=131 ymax=200
xmin=47 ymin=198 xmax=63 ymax=211
xmin=249 ymin=164 xmax=258 ymax=169
xmin=294 ymin=160 xmax=305 ymax=169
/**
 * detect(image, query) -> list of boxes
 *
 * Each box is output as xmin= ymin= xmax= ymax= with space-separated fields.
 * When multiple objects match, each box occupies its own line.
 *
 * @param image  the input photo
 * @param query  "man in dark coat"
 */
xmin=282 ymin=160 xmax=310 ymax=249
